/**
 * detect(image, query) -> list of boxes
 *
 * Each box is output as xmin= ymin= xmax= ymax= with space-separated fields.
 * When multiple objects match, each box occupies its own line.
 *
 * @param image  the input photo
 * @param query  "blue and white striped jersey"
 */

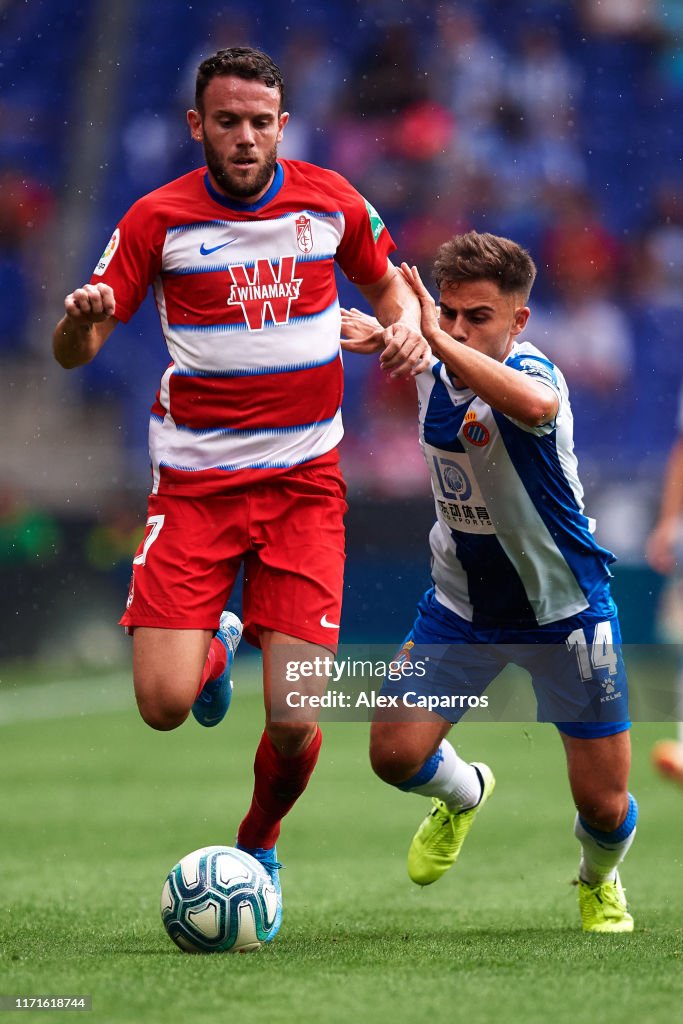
xmin=417 ymin=339 xmax=616 ymax=628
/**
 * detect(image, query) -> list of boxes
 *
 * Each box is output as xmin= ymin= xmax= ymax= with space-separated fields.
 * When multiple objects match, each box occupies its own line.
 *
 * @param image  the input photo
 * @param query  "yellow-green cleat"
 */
xmin=578 ymin=873 xmax=634 ymax=933
xmin=407 ymin=762 xmax=495 ymax=886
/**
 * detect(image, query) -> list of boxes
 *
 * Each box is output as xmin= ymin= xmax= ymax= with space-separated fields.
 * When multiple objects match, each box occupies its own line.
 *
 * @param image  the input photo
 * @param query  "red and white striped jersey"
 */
xmin=91 ymin=160 xmax=395 ymax=496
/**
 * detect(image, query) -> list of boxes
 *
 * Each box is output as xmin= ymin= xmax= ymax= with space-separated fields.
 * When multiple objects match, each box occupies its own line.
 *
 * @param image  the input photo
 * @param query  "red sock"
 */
xmin=194 ymin=636 xmax=228 ymax=699
xmin=237 ymin=728 xmax=323 ymax=850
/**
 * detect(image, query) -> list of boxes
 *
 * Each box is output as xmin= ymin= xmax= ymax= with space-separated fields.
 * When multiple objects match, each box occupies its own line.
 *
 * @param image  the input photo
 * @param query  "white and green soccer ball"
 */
xmin=161 ymin=846 xmax=278 ymax=953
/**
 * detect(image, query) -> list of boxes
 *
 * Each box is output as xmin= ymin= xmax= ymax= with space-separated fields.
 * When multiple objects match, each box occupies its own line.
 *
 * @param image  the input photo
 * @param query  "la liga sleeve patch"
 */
xmin=363 ymin=198 xmax=386 ymax=243
xmin=93 ymin=228 xmax=120 ymax=276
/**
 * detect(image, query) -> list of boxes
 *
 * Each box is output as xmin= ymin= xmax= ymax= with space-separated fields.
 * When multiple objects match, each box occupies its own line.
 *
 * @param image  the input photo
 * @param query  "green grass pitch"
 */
xmin=1 ymin=659 xmax=683 ymax=1024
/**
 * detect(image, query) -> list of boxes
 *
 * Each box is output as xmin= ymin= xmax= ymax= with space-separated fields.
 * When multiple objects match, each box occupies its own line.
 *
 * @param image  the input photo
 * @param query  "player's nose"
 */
xmin=235 ymin=121 xmax=256 ymax=145
xmin=450 ymin=319 xmax=468 ymax=342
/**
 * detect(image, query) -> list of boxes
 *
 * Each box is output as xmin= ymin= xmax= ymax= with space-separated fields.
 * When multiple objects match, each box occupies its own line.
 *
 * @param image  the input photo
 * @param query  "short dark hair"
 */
xmin=195 ymin=46 xmax=285 ymax=112
xmin=433 ymin=231 xmax=537 ymax=302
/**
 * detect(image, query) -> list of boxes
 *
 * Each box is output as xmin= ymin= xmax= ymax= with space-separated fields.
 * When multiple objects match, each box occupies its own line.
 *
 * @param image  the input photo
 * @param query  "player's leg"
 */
xmin=131 ymin=618 xmax=243 ymax=730
xmin=559 ymin=727 xmax=636 ymax=933
xmin=530 ymin=609 xmax=636 ymax=930
xmin=233 ymin=466 xmax=346 ymax=937
xmin=370 ymin=590 xmax=498 ymax=885
xmin=132 ymin=627 xmax=213 ymax=730
xmin=122 ymin=493 xmax=247 ymax=731
xmin=233 ymin=629 xmax=330 ymax=941
xmin=237 ymin=629 xmax=329 ymax=852
xmin=370 ymin=713 xmax=479 ymax=806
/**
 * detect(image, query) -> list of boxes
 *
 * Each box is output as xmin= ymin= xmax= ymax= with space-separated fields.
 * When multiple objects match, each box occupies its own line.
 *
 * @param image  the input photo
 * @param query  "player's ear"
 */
xmin=277 ymin=111 xmax=289 ymax=143
xmin=187 ymin=109 xmax=203 ymax=142
xmin=512 ymin=306 xmax=530 ymax=336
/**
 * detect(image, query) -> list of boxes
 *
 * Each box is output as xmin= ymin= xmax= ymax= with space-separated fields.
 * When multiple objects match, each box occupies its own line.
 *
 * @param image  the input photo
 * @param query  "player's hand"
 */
xmin=64 ymin=283 xmax=116 ymax=325
xmin=340 ymin=307 xmax=384 ymax=353
xmin=398 ymin=263 xmax=441 ymax=343
xmin=378 ymin=321 xmax=431 ymax=378
xmin=646 ymin=521 xmax=679 ymax=574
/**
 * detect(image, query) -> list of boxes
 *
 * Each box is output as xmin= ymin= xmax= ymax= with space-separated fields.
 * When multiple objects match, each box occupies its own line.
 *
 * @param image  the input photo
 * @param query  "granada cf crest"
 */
xmin=295 ymin=215 xmax=313 ymax=253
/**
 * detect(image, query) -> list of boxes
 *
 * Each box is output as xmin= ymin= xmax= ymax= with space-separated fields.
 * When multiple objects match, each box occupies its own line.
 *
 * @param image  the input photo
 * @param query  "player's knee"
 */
xmin=266 ymin=721 xmax=317 ymax=757
xmin=370 ymin=741 xmax=422 ymax=786
xmin=136 ymin=693 xmax=189 ymax=731
xmin=576 ymin=790 xmax=629 ymax=833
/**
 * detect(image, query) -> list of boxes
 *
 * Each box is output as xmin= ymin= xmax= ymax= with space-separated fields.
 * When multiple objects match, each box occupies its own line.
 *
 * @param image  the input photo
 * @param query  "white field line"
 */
xmin=0 ymin=663 xmax=263 ymax=726
xmin=0 ymin=674 xmax=134 ymax=726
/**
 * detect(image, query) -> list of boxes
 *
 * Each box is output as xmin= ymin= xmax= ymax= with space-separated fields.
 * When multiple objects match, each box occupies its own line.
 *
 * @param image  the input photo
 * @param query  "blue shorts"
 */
xmin=382 ymin=588 xmax=630 ymax=738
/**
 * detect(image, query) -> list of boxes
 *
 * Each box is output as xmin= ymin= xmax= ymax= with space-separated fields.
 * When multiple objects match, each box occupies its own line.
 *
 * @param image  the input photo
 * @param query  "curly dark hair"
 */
xmin=433 ymin=231 xmax=537 ymax=301
xmin=195 ymin=47 xmax=285 ymax=112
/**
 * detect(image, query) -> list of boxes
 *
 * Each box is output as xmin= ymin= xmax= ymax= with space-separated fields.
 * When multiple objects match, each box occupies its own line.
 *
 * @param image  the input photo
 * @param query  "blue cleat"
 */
xmin=236 ymin=843 xmax=282 ymax=941
xmin=191 ymin=611 xmax=242 ymax=727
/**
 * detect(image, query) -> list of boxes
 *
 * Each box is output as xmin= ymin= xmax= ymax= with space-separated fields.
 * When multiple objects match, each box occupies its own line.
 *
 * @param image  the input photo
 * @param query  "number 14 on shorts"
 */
xmin=566 ymin=620 xmax=618 ymax=680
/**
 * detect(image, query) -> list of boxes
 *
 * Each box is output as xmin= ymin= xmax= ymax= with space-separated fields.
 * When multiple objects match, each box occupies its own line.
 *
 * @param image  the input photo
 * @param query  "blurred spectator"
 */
xmin=506 ymin=24 xmax=582 ymax=135
xmin=85 ymin=499 xmax=144 ymax=588
xmin=0 ymin=483 xmax=61 ymax=565
xmin=278 ymin=30 xmax=348 ymax=162
xmin=630 ymin=180 xmax=683 ymax=307
xmin=431 ymin=6 xmax=505 ymax=128
xmin=345 ymin=22 xmax=427 ymax=119
xmin=341 ymin=369 xmax=430 ymax=496
xmin=0 ymin=166 xmax=55 ymax=357
xmin=532 ymin=293 xmax=634 ymax=397
xmin=541 ymin=185 xmax=624 ymax=298
xmin=578 ymin=0 xmax=663 ymax=39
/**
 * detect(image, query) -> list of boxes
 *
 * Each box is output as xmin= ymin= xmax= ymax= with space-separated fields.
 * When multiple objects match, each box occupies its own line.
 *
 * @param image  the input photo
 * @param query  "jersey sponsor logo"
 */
xmin=200 ymin=239 xmax=237 ymax=256
xmin=433 ymin=456 xmax=472 ymax=501
xmin=363 ymin=198 xmax=385 ymax=243
xmin=227 ymin=256 xmax=303 ymax=331
xmin=517 ymin=358 xmax=556 ymax=385
xmin=295 ymin=215 xmax=314 ymax=254
xmin=429 ymin=449 xmax=496 ymax=534
xmin=463 ymin=420 xmax=490 ymax=446
xmin=93 ymin=228 xmax=120 ymax=276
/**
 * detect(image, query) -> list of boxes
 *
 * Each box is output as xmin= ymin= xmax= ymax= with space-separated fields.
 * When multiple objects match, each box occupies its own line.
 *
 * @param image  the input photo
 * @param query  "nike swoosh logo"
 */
xmin=199 ymin=240 xmax=237 ymax=256
xmin=320 ymin=614 xmax=340 ymax=629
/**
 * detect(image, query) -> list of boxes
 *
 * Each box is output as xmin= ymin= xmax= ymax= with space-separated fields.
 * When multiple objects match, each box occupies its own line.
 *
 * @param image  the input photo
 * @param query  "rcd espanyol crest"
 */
xmin=295 ymin=215 xmax=313 ymax=253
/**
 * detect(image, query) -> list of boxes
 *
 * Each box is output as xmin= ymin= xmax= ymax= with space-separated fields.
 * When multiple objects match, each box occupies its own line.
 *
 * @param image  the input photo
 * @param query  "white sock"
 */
xmin=574 ymin=794 xmax=638 ymax=884
xmin=397 ymin=739 xmax=482 ymax=811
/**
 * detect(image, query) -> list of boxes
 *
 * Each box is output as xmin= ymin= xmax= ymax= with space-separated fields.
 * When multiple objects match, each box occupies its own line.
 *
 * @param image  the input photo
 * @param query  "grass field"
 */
xmin=2 ymin=658 xmax=683 ymax=1024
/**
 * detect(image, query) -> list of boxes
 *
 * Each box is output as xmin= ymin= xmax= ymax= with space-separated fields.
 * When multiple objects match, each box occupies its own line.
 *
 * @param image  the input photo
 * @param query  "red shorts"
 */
xmin=120 ymin=463 xmax=347 ymax=649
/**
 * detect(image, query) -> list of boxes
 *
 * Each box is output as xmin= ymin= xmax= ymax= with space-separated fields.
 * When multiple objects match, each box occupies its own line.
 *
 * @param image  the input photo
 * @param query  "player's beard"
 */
xmin=203 ymin=136 xmax=278 ymax=200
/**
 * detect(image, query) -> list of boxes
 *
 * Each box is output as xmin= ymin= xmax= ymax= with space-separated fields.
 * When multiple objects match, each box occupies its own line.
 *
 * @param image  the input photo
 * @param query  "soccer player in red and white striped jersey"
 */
xmin=53 ymin=47 xmax=428 ymax=937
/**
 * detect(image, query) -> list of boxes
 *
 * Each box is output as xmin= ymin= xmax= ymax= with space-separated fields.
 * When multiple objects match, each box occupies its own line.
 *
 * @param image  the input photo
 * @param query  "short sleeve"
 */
xmin=333 ymin=178 xmax=396 ymax=286
xmin=89 ymin=197 xmax=164 ymax=323
xmin=506 ymin=351 xmax=562 ymax=401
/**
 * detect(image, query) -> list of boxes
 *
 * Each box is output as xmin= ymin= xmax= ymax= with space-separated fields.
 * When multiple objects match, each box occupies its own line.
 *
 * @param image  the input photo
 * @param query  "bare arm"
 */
xmin=53 ymin=283 xmax=118 ymax=368
xmin=399 ymin=263 xmax=558 ymax=428
xmin=354 ymin=263 xmax=430 ymax=377
xmin=646 ymin=437 xmax=683 ymax=573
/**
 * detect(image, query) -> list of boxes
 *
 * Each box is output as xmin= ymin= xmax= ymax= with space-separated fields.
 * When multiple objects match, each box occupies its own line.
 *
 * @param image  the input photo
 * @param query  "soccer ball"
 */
xmin=161 ymin=845 xmax=278 ymax=953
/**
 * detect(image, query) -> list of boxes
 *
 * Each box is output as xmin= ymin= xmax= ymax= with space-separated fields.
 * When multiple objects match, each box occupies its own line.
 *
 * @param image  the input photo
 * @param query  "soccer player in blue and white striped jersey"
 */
xmin=342 ymin=232 xmax=637 ymax=932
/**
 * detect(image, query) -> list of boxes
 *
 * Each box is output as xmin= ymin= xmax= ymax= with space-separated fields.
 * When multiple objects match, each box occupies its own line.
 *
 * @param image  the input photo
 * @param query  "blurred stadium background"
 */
xmin=1 ymin=0 xmax=682 ymax=662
